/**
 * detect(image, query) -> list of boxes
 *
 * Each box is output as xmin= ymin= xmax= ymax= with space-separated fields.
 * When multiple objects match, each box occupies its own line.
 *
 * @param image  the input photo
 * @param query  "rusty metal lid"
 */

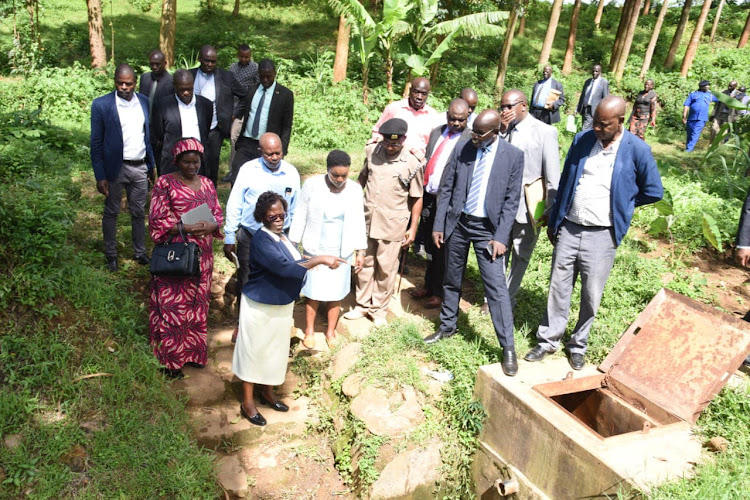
xmin=599 ymin=288 xmax=750 ymax=424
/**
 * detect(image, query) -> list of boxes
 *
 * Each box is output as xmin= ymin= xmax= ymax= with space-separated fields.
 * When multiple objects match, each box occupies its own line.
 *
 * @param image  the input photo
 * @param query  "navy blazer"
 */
xmin=531 ymin=78 xmax=565 ymax=124
xmin=433 ymin=137 xmax=525 ymax=246
xmin=90 ymin=91 xmax=155 ymax=182
xmin=151 ymin=94 xmax=213 ymax=173
xmin=549 ymin=129 xmax=663 ymax=246
xmin=243 ymin=229 xmax=307 ymax=305
xmin=239 ymin=82 xmax=295 ymax=155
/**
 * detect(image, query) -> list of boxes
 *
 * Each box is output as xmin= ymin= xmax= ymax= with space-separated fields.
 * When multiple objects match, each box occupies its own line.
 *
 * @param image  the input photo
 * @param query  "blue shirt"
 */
xmin=243 ymin=81 xmax=277 ymax=139
xmin=463 ymin=139 xmax=498 ymax=218
xmin=223 ymin=157 xmax=300 ymax=244
xmin=684 ymin=90 xmax=718 ymax=122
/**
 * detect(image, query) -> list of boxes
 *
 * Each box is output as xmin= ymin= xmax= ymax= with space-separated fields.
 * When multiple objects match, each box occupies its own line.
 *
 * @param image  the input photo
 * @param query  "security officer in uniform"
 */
xmin=343 ymin=118 xmax=424 ymax=327
xmin=683 ymin=80 xmax=719 ymax=152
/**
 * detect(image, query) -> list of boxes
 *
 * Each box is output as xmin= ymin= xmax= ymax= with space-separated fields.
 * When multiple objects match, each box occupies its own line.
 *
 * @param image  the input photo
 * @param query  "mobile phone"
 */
xmin=230 ymin=251 xmax=240 ymax=269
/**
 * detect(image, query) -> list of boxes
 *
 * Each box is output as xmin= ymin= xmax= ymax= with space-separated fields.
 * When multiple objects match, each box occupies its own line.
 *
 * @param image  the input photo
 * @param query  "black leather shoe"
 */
xmin=524 ymin=345 xmax=551 ymax=362
xmin=159 ymin=367 xmax=184 ymax=380
xmin=134 ymin=254 xmax=150 ymax=266
xmin=106 ymin=256 xmax=118 ymax=272
xmin=240 ymin=404 xmax=267 ymax=426
xmin=259 ymin=394 xmax=289 ymax=412
xmin=569 ymin=353 xmax=585 ymax=371
xmin=502 ymin=349 xmax=518 ymax=377
xmin=185 ymin=362 xmax=205 ymax=369
xmin=423 ymin=329 xmax=457 ymax=345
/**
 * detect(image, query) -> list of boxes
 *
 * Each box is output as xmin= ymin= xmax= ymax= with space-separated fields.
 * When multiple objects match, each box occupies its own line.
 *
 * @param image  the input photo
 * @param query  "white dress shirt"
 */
xmin=425 ymin=129 xmax=462 ymax=195
xmin=176 ymin=95 xmax=202 ymax=141
xmin=464 ymin=139 xmax=499 ymax=219
xmin=194 ymin=70 xmax=218 ymax=130
xmin=115 ymin=94 xmax=146 ymax=161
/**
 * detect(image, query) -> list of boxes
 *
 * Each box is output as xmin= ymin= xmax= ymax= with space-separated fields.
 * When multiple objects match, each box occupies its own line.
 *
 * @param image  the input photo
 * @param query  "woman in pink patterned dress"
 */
xmin=149 ymin=138 xmax=223 ymax=379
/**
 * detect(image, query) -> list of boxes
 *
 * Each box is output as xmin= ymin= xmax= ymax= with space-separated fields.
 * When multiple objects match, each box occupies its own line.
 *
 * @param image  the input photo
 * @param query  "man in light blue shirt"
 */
xmin=223 ymin=132 xmax=300 ymax=333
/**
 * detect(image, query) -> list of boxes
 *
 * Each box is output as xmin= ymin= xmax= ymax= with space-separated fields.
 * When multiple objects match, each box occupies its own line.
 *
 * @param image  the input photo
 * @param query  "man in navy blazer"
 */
xmin=576 ymin=64 xmax=610 ymax=130
xmin=425 ymin=109 xmax=524 ymax=377
xmin=151 ymin=69 xmax=213 ymax=174
xmin=90 ymin=64 xmax=155 ymax=272
xmin=525 ymin=96 xmax=663 ymax=370
xmin=190 ymin=45 xmax=248 ymax=185
xmin=530 ymin=65 xmax=565 ymax=125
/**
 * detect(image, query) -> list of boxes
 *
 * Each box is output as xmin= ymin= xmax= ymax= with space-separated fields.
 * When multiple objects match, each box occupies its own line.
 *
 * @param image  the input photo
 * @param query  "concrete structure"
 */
xmin=473 ymin=289 xmax=750 ymax=498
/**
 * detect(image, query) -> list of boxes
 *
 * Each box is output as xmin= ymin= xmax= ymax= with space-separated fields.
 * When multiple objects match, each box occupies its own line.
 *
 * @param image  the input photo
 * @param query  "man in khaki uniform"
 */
xmin=344 ymin=118 xmax=424 ymax=327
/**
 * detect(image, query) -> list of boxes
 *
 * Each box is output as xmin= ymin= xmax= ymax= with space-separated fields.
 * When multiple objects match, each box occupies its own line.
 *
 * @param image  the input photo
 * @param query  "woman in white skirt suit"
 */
xmin=232 ymin=191 xmax=344 ymax=426
xmin=289 ymin=150 xmax=367 ymax=348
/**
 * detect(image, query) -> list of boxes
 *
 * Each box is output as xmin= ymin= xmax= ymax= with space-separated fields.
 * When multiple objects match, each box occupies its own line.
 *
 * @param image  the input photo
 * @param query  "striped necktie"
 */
xmin=464 ymin=147 xmax=489 ymax=214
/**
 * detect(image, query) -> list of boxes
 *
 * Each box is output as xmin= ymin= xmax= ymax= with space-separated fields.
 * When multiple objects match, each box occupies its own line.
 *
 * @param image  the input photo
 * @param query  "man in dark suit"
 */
xmin=424 ymin=109 xmax=524 ymax=377
xmin=151 ymin=69 xmax=213 ymax=174
xmin=90 ymin=64 xmax=155 ymax=272
xmin=410 ymin=98 xmax=472 ymax=309
xmin=139 ymin=50 xmax=174 ymax=114
xmin=530 ymin=65 xmax=565 ymax=125
xmin=576 ymin=64 xmax=610 ymax=130
xmin=525 ymin=96 xmax=662 ymax=370
xmin=231 ymin=59 xmax=294 ymax=184
xmin=735 ymin=191 xmax=750 ymax=368
xmin=190 ymin=45 xmax=248 ymax=185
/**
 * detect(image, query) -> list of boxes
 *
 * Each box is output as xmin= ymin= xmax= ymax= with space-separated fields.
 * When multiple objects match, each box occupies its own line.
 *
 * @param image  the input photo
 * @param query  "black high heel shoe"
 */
xmin=259 ymin=394 xmax=289 ymax=412
xmin=240 ymin=404 xmax=266 ymax=426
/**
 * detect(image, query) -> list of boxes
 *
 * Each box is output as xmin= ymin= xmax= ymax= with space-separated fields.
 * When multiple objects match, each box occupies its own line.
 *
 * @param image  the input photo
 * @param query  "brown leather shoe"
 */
xmin=409 ymin=288 xmax=431 ymax=299
xmin=423 ymin=296 xmax=442 ymax=309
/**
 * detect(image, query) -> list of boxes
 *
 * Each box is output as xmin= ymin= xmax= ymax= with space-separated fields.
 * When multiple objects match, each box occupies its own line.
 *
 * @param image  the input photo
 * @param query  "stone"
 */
xmin=370 ymin=443 xmax=442 ymax=499
xmin=3 ymin=434 xmax=22 ymax=450
xmin=706 ymin=436 xmax=729 ymax=453
xmin=341 ymin=373 xmax=363 ymax=397
xmin=215 ymin=455 xmax=248 ymax=498
xmin=330 ymin=342 xmax=362 ymax=380
xmin=350 ymin=386 xmax=425 ymax=437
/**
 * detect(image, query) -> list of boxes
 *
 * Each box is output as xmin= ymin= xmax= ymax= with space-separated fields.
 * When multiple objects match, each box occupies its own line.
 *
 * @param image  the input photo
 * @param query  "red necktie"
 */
xmin=424 ymin=131 xmax=458 ymax=186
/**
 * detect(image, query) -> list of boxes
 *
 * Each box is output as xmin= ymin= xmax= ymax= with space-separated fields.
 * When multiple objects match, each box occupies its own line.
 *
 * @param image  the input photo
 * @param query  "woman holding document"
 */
xmin=148 ymin=138 xmax=224 ymax=379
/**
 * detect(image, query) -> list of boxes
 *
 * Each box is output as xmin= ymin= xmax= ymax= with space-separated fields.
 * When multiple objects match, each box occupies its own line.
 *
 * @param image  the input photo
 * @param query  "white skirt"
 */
xmin=232 ymin=295 xmax=294 ymax=386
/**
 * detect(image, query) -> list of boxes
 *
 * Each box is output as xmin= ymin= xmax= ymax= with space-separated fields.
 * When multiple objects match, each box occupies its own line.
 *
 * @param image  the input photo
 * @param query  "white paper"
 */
xmin=181 ymin=203 xmax=216 ymax=225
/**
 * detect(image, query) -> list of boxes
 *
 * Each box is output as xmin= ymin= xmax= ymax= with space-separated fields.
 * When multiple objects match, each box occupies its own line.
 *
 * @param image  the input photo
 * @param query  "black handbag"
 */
xmin=150 ymin=222 xmax=202 ymax=277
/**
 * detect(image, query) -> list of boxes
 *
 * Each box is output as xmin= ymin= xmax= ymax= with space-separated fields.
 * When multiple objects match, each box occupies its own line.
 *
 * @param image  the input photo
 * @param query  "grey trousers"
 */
xmin=536 ymin=220 xmax=617 ymax=355
xmin=581 ymin=106 xmax=594 ymax=131
xmin=102 ymin=162 xmax=148 ymax=259
xmin=505 ymin=221 xmax=539 ymax=306
xmin=235 ymin=227 xmax=253 ymax=297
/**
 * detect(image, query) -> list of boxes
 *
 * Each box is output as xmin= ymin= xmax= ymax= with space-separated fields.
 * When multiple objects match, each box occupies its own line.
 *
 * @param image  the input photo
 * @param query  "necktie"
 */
xmin=533 ymin=82 xmax=544 ymax=108
xmin=464 ymin=148 xmax=489 ymax=214
xmin=423 ymin=131 xmax=458 ymax=186
xmin=250 ymin=87 xmax=267 ymax=138
xmin=148 ymin=78 xmax=158 ymax=115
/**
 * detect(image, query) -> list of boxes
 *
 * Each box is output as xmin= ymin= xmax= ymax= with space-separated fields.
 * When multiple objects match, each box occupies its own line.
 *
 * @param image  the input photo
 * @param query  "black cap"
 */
xmin=699 ymin=80 xmax=710 ymax=87
xmin=379 ymin=118 xmax=408 ymax=140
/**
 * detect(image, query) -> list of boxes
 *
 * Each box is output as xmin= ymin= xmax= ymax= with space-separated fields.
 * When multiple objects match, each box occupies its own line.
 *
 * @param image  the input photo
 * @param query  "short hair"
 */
xmin=327 ymin=150 xmax=351 ymax=169
xmin=114 ymin=63 xmax=135 ymax=79
xmin=149 ymin=49 xmax=165 ymax=60
xmin=173 ymin=68 xmax=192 ymax=84
xmin=253 ymin=191 xmax=288 ymax=223
xmin=238 ymin=44 xmax=251 ymax=52
xmin=258 ymin=59 xmax=275 ymax=73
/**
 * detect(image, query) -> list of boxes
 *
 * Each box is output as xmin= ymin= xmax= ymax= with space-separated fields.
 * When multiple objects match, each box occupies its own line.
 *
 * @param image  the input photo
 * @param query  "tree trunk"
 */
xmin=495 ymin=2 xmax=519 ymax=102
xmin=159 ymin=0 xmax=176 ymax=68
xmin=333 ymin=15 xmax=350 ymax=83
xmin=561 ymin=0 xmax=582 ymax=76
xmin=642 ymin=0 xmax=651 ymax=16
xmin=538 ymin=0 xmax=563 ymax=65
xmin=517 ymin=0 xmax=528 ymax=36
xmin=740 ymin=9 xmax=750 ymax=48
xmin=613 ymin=0 xmax=642 ymax=81
xmin=709 ymin=0 xmax=725 ymax=43
xmin=665 ymin=0 xmax=692 ymax=69
xmin=609 ymin=0 xmax=635 ymax=71
xmin=232 ymin=0 xmax=240 ymax=17
xmin=594 ymin=0 xmax=607 ymax=30
xmin=639 ymin=0 xmax=670 ymax=78
xmin=86 ymin=0 xmax=107 ymax=69
xmin=680 ymin=0 xmax=713 ymax=77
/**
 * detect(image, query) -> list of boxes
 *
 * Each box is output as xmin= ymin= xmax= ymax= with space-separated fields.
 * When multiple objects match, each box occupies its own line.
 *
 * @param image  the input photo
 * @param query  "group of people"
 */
xmin=683 ymin=79 xmax=748 ymax=152
xmin=91 ymin=45 xmax=670 ymax=425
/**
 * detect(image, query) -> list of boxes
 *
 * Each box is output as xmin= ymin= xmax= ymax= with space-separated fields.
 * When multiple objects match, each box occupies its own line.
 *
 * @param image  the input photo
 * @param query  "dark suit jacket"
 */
xmin=737 ymin=190 xmax=750 ymax=247
xmin=425 ymin=125 xmax=473 ymax=164
xmin=433 ymin=138 xmax=524 ymax=245
xmin=243 ymin=229 xmax=307 ymax=305
xmin=138 ymin=71 xmax=174 ymax=103
xmin=90 ymin=91 xmax=155 ymax=182
xmin=531 ymin=78 xmax=565 ymax=124
xmin=576 ymin=77 xmax=610 ymax=115
xmin=549 ymin=129 xmax=663 ymax=246
xmin=239 ymin=82 xmax=294 ymax=155
xmin=189 ymin=68 xmax=248 ymax=138
xmin=150 ymin=94 xmax=213 ymax=173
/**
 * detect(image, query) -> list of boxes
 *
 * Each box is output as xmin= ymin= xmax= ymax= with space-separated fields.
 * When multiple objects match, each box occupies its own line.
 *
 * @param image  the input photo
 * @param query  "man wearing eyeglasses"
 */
xmin=224 ymin=132 xmax=300 ymax=340
xmin=424 ymin=109 xmax=525 ymax=377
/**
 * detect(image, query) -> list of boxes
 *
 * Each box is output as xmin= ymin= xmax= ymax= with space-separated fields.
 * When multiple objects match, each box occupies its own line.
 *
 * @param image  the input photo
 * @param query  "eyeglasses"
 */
xmin=266 ymin=213 xmax=287 ymax=222
xmin=471 ymin=129 xmax=495 ymax=140
xmin=499 ymin=101 xmax=524 ymax=110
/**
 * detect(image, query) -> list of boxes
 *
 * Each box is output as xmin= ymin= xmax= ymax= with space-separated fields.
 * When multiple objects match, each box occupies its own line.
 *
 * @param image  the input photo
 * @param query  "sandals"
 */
xmin=302 ymin=332 xmax=316 ymax=349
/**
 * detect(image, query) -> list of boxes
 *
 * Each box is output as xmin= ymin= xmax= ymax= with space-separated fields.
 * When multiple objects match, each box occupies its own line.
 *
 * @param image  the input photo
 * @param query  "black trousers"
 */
xmin=417 ymin=193 xmax=445 ymax=297
xmin=438 ymin=214 xmax=514 ymax=349
xmin=200 ymin=127 xmax=223 ymax=186
xmin=231 ymin=136 xmax=262 ymax=184
xmin=530 ymin=107 xmax=552 ymax=125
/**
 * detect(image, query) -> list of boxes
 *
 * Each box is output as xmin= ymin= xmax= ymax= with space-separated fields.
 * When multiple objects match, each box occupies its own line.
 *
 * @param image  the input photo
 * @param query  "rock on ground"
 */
xmin=370 ymin=443 xmax=443 ymax=499
xmin=330 ymin=342 xmax=362 ymax=380
xmin=215 ymin=455 xmax=248 ymax=498
xmin=350 ymin=386 xmax=424 ymax=437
